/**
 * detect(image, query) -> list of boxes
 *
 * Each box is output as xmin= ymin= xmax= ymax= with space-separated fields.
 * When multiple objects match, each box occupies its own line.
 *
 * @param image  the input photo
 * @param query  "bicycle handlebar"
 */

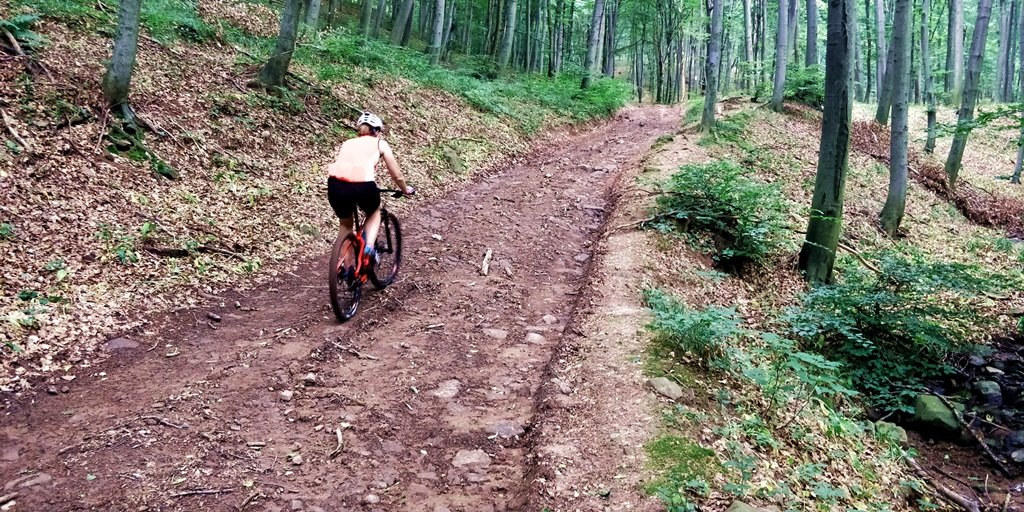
xmin=379 ymin=188 xmax=411 ymax=198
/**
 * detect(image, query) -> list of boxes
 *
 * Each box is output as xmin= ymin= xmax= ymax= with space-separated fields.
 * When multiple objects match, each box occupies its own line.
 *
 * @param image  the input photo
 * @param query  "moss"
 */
xmin=644 ymin=435 xmax=720 ymax=494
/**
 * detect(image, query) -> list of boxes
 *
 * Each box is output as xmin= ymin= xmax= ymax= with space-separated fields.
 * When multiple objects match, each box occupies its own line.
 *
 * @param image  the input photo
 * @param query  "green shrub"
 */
xmin=785 ymin=249 xmax=1016 ymax=411
xmin=784 ymin=66 xmax=825 ymax=108
xmin=652 ymin=160 xmax=792 ymax=267
xmin=644 ymin=289 xmax=745 ymax=370
xmin=1 ymin=14 xmax=46 ymax=52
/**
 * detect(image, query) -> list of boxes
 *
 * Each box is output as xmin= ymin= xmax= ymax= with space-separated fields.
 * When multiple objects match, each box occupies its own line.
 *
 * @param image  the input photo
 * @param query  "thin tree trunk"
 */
xmin=771 ymin=0 xmax=789 ymax=110
xmin=259 ymin=0 xmax=303 ymax=90
xmin=372 ymin=0 xmax=387 ymax=36
xmin=391 ymin=0 xmax=415 ymax=44
xmin=497 ymin=0 xmax=518 ymax=68
xmin=582 ymin=0 xmax=606 ymax=87
xmin=550 ymin=0 xmax=564 ymax=74
xmin=864 ymin=0 xmax=873 ymax=99
xmin=360 ymin=0 xmax=374 ymax=34
xmin=944 ymin=0 xmax=994 ymax=188
xmin=305 ymin=0 xmax=322 ymax=26
xmin=880 ymin=0 xmax=912 ymax=236
xmin=875 ymin=0 xmax=887 ymax=99
xmin=801 ymin=0 xmax=855 ymax=283
xmin=428 ymin=0 xmax=446 ymax=64
xmin=441 ymin=0 xmax=456 ymax=59
xmin=703 ymin=0 xmax=726 ymax=130
xmin=806 ymin=0 xmax=819 ymax=66
xmin=997 ymin=0 xmax=1012 ymax=100
xmin=743 ymin=0 xmax=753 ymax=88
xmin=1012 ymin=121 xmax=1024 ymax=183
xmin=102 ymin=0 xmax=143 ymax=122
xmin=788 ymin=0 xmax=799 ymax=63
xmin=949 ymin=0 xmax=964 ymax=104
xmin=874 ymin=42 xmax=895 ymax=122
xmin=923 ymin=0 xmax=938 ymax=152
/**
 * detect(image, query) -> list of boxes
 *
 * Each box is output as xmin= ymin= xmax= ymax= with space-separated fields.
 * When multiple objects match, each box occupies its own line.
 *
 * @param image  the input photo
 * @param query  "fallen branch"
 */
xmin=143 ymin=244 xmax=248 ymax=263
xmin=139 ymin=415 xmax=188 ymax=429
xmin=328 ymin=426 xmax=344 ymax=459
xmin=169 ymin=488 xmax=235 ymax=499
xmin=237 ymin=491 xmax=261 ymax=510
xmin=1 ymin=109 xmax=31 ymax=152
xmin=908 ymin=458 xmax=981 ymax=512
xmin=480 ymin=248 xmax=493 ymax=276
xmin=346 ymin=347 xmax=378 ymax=361
xmin=2 ymin=28 xmax=25 ymax=57
xmin=932 ymin=392 xmax=1012 ymax=478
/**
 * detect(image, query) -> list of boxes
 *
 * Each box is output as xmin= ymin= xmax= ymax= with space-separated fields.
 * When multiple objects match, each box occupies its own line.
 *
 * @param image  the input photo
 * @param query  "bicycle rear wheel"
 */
xmin=329 ymin=234 xmax=362 ymax=321
xmin=369 ymin=212 xmax=402 ymax=289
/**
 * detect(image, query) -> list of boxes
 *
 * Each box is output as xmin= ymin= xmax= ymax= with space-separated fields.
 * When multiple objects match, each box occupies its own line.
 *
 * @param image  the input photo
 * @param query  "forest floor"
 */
xmin=0 ymin=105 xmax=680 ymax=511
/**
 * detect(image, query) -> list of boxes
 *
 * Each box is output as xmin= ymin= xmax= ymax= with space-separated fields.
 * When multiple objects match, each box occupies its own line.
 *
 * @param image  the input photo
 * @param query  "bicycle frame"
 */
xmin=340 ymin=189 xmax=402 ymax=282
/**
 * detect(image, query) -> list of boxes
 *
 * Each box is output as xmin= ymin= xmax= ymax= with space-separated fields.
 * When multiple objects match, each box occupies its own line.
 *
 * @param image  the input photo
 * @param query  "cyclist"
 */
xmin=326 ymin=111 xmax=414 ymax=260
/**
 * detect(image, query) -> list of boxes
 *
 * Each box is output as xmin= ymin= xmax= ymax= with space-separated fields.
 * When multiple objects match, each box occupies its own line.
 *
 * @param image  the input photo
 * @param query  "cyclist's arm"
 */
xmin=379 ymin=140 xmax=410 ymax=191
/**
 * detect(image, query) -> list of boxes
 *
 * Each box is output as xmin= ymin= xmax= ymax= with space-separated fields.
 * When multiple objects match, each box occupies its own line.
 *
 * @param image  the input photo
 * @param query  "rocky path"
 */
xmin=0 ymin=106 xmax=680 ymax=512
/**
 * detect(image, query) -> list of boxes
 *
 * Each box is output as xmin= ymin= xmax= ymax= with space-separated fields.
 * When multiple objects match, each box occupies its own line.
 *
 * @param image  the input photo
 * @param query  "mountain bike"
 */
xmin=328 ymin=189 xmax=405 ymax=322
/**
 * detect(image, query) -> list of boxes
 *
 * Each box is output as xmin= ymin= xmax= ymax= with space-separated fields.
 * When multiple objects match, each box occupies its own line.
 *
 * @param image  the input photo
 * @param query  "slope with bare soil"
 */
xmin=0 ymin=105 xmax=680 ymax=511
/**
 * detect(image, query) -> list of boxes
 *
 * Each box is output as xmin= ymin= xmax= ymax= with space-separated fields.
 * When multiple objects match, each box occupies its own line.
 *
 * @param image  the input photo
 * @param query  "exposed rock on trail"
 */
xmin=0 ymin=106 xmax=679 ymax=511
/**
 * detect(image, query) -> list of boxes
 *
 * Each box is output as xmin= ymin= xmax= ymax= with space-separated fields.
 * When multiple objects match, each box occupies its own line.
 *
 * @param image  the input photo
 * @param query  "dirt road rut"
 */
xmin=0 ymin=105 xmax=680 ymax=511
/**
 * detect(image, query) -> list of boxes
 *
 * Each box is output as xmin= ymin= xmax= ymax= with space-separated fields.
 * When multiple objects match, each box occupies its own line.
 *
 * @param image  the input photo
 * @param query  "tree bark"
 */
xmin=391 ymin=0 xmax=415 ymax=44
xmin=550 ymin=0 xmax=564 ymax=75
xmin=771 ymin=0 xmax=789 ymax=110
xmin=743 ymin=0 xmax=753 ymax=88
xmin=1012 ymin=121 xmax=1024 ymax=183
xmin=360 ymin=0 xmax=374 ymax=34
xmin=864 ymin=0 xmax=873 ymax=99
xmin=923 ymin=0 xmax=938 ymax=152
xmin=996 ymin=0 xmax=1014 ymax=100
xmin=806 ymin=0 xmax=819 ymax=66
xmin=944 ymin=0 xmax=994 ymax=189
xmin=305 ymin=0 xmax=321 ymax=26
xmin=497 ymin=0 xmax=518 ymax=68
xmin=371 ymin=0 xmax=388 ymax=36
xmin=102 ymin=0 xmax=143 ymax=122
xmin=581 ymin=0 xmax=606 ymax=87
xmin=788 ymin=0 xmax=799 ymax=62
xmin=874 ymin=42 xmax=895 ymax=123
xmin=702 ymin=0 xmax=726 ymax=130
xmin=949 ymin=0 xmax=964 ymax=104
xmin=428 ymin=0 xmax=446 ymax=64
xmin=258 ymin=0 xmax=303 ymax=90
xmin=879 ymin=0 xmax=912 ymax=236
xmin=800 ymin=0 xmax=855 ymax=283
xmin=874 ymin=0 xmax=887 ymax=100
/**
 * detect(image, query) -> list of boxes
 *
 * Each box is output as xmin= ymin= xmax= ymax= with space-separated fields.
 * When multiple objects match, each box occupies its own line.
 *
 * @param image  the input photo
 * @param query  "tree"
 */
xmin=800 ymin=0 xmax=855 ymax=283
xmin=948 ymin=0 xmax=964 ymax=103
xmin=874 ymin=0 xmax=886 ymax=99
xmin=944 ymin=0 xmax=994 ymax=189
xmin=497 ymin=0 xmax=518 ymax=68
xmin=359 ymin=0 xmax=374 ymax=34
xmin=879 ymin=0 xmax=912 ymax=236
xmin=806 ymin=0 xmax=819 ymax=66
xmin=428 ymin=0 xmax=447 ymax=64
xmin=391 ymin=0 xmax=415 ymax=44
xmin=771 ymin=0 xmax=789 ymax=111
xmin=922 ymin=0 xmax=937 ymax=153
xmin=874 ymin=43 xmax=894 ymax=123
xmin=101 ymin=0 xmax=143 ymax=124
xmin=582 ymin=0 xmax=606 ymax=87
xmin=702 ymin=0 xmax=726 ymax=130
xmin=259 ymin=0 xmax=304 ymax=90
xmin=743 ymin=0 xmax=754 ymax=88
xmin=305 ymin=0 xmax=322 ymax=25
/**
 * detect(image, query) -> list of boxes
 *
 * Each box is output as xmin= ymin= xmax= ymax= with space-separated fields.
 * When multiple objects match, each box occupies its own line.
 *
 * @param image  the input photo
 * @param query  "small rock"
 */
xmin=290 ymin=499 xmax=304 ymax=511
xmin=551 ymin=378 xmax=571 ymax=394
xmin=280 ymin=390 xmax=294 ymax=401
xmin=726 ymin=501 xmax=770 ymax=512
xmin=485 ymin=420 xmax=525 ymax=438
xmin=913 ymin=394 xmax=964 ymax=436
xmin=541 ymin=315 xmax=558 ymax=325
xmin=46 ymin=386 xmax=58 ymax=395
xmin=151 ymin=402 xmax=165 ymax=409
xmin=60 ymin=386 xmax=69 ymax=393
xmin=207 ymin=312 xmax=222 ymax=322
xmin=363 ymin=494 xmax=380 ymax=504
xmin=430 ymin=379 xmax=461 ymax=399
xmin=301 ymin=373 xmax=317 ymax=386
xmin=1012 ymin=450 xmax=1024 ymax=463
xmin=986 ymin=366 xmax=1006 ymax=376
xmin=974 ymin=380 xmax=1003 ymax=407
xmin=968 ymin=355 xmax=987 ymax=367
xmin=574 ymin=253 xmax=590 ymax=263
xmin=431 ymin=234 xmax=442 ymax=241
xmin=290 ymin=454 xmax=304 ymax=466
xmin=648 ymin=377 xmax=684 ymax=401
xmin=1004 ymin=430 xmax=1024 ymax=451
xmin=525 ymin=333 xmax=546 ymax=344
xmin=452 ymin=449 xmax=491 ymax=468
xmin=482 ymin=328 xmax=508 ymax=340
xmin=104 ymin=337 xmax=140 ymax=350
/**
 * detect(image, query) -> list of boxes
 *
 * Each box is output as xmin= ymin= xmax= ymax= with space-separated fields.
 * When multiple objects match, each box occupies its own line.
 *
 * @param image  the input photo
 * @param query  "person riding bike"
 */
xmin=326 ymin=112 xmax=414 ymax=260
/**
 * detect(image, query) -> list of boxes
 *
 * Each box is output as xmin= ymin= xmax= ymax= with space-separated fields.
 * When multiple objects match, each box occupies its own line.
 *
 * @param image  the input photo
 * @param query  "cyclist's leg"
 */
xmin=327 ymin=178 xmax=358 ymax=244
xmin=355 ymin=183 xmax=383 ymax=251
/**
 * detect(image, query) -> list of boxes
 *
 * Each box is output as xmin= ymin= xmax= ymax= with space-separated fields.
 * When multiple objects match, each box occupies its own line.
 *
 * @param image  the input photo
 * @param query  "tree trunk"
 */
xmin=771 ymin=0 xmax=789 ymax=110
xmin=806 ymin=0 xmax=819 ymax=66
xmin=864 ymin=0 xmax=873 ymax=99
xmin=944 ymin=0 xmax=994 ymax=188
xmin=879 ymin=0 xmax=912 ymax=236
xmin=800 ymin=0 xmax=855 ymax=283
xmin=875 ymin=0 xmax=887 ymax=100
xmin=949 ymin=0 xmax=964 ymax=104
xmin=603 ymin=0 xmax=619 ymax=76
xmin=788 ymin=0 xmax=799 ymax=62
xmin=581 ymin=0 xmax=606 ymax=87
xmin=702 ymin=0 xmax=726 ymax=130
xmin=305 ymin=0 xmax=322 ymax=26
xmin=743 ymin=0 xmax=753 ymax=88
xmin=874 ymin=42 xmax=895 ymax=123
xmin=923 ymin=0 xmax=938 ymax=152
xmin=258 ymin=0 xmax=303 ymax=90
xmin=428 ymin=0 xmax=446 ymax=64
xmin=497 ymin=0 xmax=518 ymax=68
xmin=372 ymin=0 xmax=388 ymax=36
xmin=391 ymin=0 xmax=415 ymax=44
xmin=1013 ymin=120 xmax=1024 ymax=183
xmin=360 ymin=0 xmax=374 ymax=34
xmin=441 ymin=0 xmax=456 ymax=59
xmin=996 ymin=0 xmax=1014 ymax=100
xmin=401 ymin=3 xmax=414 ymax=45
xmin=102 ymin=0 xmax=143 ymax=121
xmin=550 ymin=0 xmax=564 ymax=75
xmin=326 ymin=0 xmax=337 ymax=27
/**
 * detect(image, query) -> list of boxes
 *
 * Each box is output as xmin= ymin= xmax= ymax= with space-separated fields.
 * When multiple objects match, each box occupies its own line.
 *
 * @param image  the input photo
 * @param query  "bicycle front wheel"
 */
xmin=329 ymin=234 xmax=362 ymax=321
xmin=369 ymin=212 xmax=402 ymax=289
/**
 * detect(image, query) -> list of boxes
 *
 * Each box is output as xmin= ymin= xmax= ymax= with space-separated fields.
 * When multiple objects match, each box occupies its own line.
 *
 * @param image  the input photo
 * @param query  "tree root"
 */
xmin=908 ymin=458 xmax=982 ymax=512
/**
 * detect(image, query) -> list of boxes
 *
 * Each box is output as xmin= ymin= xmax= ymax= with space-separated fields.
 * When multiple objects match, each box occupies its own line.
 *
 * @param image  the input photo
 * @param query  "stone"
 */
xmin=913 ymin=395 xmax=964 ymax=436
xmin=525 ymin=333 xmax=547 ymax=344
xmin=648 ymin=377 xmax=684 ymax=401
xmin=726 ymin=501 xmax=770 ymax=512
xmin=541 ymin=315 xmax=558 ymax=325
xmin=1013 ymin=450 xmax=1024 ymax=463
xmin=105 ymin=337 xmax=139 ymax=350
xmin=986 ymin=366 xmax=1006 ymax=376
xmin=290 ymin=499 xmax=304 ymax=511
xmin=552 ymin=378 xmax=571 ymax=394
xmin=574 ymin=253 xmax=590 ymax=263
xmin=290 ymin=454 xmax=304 ymax=466
xmin=973 ymin=380 xmax=1003 ymax=407
xmin=874 ymin=421 xmax=910 ymax=447
xmin=300 ymin=373 xmax=317 ymax=386
xmin=482 ymin=328 xmax=508 ymax=340
xmin=485 ymin=420 xmax=525 ymax=438
xmin=280 ymin=390 xmax=294 ymax=401
xmin=968 ymin=355 xmax=987 ymax=367
xmin=430 ymin=379 xmax=461 ymax=399
xmin=452 ymin=449 xmax=491 ymax=468
xmin=363 ymin=494 xmax=380 ymax=504
xmin=46 ymin=386 xmax=58 ymax=395
xmin=1004 ymin=430 xmax=1024 ymax=451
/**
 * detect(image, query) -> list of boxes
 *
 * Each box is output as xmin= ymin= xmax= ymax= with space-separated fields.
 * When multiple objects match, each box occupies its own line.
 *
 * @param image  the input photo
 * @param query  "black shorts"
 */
xmin=327 ymin=178 xmax=380 ymax=219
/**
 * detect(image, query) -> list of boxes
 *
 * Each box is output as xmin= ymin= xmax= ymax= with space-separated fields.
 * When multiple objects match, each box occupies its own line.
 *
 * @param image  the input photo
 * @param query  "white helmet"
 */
xmin=356 ymin=111 xmax=383 ymax=130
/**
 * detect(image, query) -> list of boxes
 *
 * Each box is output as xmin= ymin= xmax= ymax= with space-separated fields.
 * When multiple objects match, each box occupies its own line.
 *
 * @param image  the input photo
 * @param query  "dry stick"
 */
xmin=139 ymin=415 xmax=188 ymax=429
xmin=480 ymin=249 xmax=493 ymax=276
xmin=237 ymin=491 xmax=261 ymax=511
xmin=908 ymin=458 xmax=982 ymax=512
xmin=932 ymin=392 xmax=1013 ymax=478
xmin=346 ymin=347 xmax=378 ymax=361
xmin=169 ymin=488 xmax=235 ymax=499
xmin=0 ymin=109 xmax=30 ymax=152
xmin=932 ymin=465 xmax=984 ymax=498
xmin=328 ymin=427 xmax=344 ymax=459
xmin=0 ymin=492 xmax=18 ymax=505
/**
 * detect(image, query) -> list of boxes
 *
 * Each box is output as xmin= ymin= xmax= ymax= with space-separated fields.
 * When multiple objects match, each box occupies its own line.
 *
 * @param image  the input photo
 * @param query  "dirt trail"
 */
xmin=0 ymin=106 xmax=680 ymax=511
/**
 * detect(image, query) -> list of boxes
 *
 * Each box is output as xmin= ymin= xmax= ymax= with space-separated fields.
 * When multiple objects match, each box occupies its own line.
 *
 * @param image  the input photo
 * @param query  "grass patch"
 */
xmin=18 ymin=0 xmax=215 ymax=43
